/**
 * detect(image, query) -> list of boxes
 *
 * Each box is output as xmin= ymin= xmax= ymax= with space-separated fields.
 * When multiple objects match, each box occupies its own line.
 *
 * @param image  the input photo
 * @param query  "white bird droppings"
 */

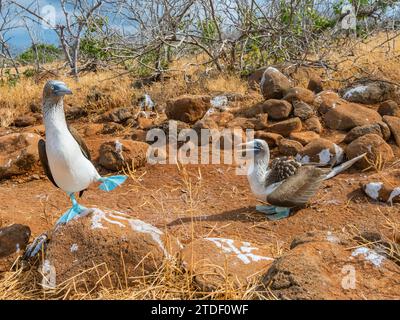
xmin=4 ymin=158 xmax=12 ymax=168
xmin=343 ymin=85 xmax=369 ymax=99
xmin=210 ymin=95 xmax=228 ymax=110
xmin=364 ymin=182 xmax=383 ymax=200
xmin=115 ymin=140 xmax=124 ymax=160
xmin=388 ymin=187 xmax=400 ymax=204
xmin=89 ymin=208 xmax=170 ymax=257
xmin=91 ymin=208 xmax=126 ymax=229
xmin=266 ymin=66 xmax=280 ymax=73
xmin=318 ymin=148 xmax=332 ymax=164
xmin=41 ymin=259 xmax=56 ymax=289
xmin=70 ymin=243 xmax=79 ymax=253
xmin=351 ymin=247 xmax=385 ymax=267
xmin=139 ymin=94 xmax=155 ymax=110
xmin=206 ymin=237 xmax=274 ymax=265
xmin=204 ymin=107 xmax=216 ymax=117
xmin=326 ymin=232 xmax=340 ymax=244
xmin=333 ymin=144 xmax=344 ymax=164
xmin=129 ymin=219 xmax=169 ymax=257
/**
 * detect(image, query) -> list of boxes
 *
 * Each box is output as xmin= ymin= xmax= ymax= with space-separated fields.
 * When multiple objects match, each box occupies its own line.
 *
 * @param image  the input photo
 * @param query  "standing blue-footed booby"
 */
xmin=40 ymin=80 xmax=127 ymax=223
xmin=239 ymin=139 xmax=365 ymax=220
xmin=24 ymin=80 xmax=127 ymax=259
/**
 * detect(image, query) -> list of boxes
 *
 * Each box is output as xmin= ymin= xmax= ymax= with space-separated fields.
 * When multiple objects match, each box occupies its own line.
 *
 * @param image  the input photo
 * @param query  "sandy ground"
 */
xmin=1 ymin=135 xmax=398 ymax=251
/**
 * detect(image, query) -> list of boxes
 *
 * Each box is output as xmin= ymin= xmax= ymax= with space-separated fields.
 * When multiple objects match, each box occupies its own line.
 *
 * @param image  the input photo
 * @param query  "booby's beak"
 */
xmin=54 ymin=83 xmax=72 ymax=96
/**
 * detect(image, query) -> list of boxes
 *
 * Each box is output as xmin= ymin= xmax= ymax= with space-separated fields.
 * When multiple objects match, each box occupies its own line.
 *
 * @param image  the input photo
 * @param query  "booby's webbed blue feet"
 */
xmin=57 ymin=193 xmax=87 ymax=224
xmin=256 ymin=205 xmax=291 ymax=221
xmin=99 ymin=175 xmax=127 ymax=192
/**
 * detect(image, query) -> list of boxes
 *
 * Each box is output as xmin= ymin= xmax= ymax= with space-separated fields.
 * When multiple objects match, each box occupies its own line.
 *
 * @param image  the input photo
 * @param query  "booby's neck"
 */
xmin=43 ymin=98 xmax=69 ymax=133
xmin=247 ymin=152 xmax=271 ymax=197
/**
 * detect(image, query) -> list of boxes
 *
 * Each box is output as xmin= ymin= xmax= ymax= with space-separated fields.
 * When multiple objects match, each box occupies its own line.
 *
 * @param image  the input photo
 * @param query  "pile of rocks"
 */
xmin=159 ymin=67 xmax=400 ymax=172
xmin=1 ymin=66 xmax=399 ymax=191
xmin=159 ymin=67 xmax=400 ymax=205
xmin=164 ymin=67 xmax=399 ymax=174
xmin=245 ymin=67 xmax=399 ymax=169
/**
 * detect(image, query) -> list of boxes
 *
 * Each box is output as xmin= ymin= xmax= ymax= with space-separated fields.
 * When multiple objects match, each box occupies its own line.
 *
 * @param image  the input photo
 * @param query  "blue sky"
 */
xmin=4 ymin=0 xmax=61 ymax=53
xmin=10 ymin=27 xmax=58 ymax=53
xmin=6 ymin=0 xmax=127 ymax=54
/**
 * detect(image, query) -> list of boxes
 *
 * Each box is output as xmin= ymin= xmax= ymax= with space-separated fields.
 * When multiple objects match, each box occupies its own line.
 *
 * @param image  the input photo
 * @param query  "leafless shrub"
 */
xmin=2 ymin=0 xmax=400 ymax=80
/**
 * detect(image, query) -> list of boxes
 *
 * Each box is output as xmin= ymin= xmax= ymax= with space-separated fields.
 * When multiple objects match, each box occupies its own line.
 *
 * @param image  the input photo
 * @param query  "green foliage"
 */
xmin=80 ymin=16 xmax=113 ymax=61
xmin=279 ymin=1 xmax=297 ymax=29
xmin=197 ymin=19 xmax=218 ymax=46
xmin=333 ymin=0 xmax=345 ymax=15
xmin=307 ymin=6 xmax=336 ymax=31
xmin=18 ymin=44 xmax=62 ymax=65
xmin=242 ymin=39 xmax=268 ymax=72
xmin=135 ymin=50 xmax=168 ymax=77
xmin=22 ymin=68 xmax=37 ymax=78
xmin=279 ymin=0 xmax=335 ymax=35
xmin=0 ymin=69 xmax=19 ymax=87
xmin=80 ymin=37 xmax=111 ymax=60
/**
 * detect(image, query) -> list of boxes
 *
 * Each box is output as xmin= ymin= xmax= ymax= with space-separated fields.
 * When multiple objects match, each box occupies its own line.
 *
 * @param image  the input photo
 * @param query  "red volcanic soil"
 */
xmin=0 ymin=130 xmax=398 ymax=250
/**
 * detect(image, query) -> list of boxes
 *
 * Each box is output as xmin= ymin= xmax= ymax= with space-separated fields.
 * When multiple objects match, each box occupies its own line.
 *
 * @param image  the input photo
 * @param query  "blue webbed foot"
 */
xmin=57 ymin=193 xmax=87 ymax=225
xmin=57 ymin=204 xmax=87 ymax=224
xmin=256 ymin=205 xmax=291 ymax=221
xmin=99 ymin=175 xmax=127 ymax=192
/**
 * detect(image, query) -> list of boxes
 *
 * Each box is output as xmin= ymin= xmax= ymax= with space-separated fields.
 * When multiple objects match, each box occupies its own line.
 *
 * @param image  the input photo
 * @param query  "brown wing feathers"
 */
xmin=38 ymin=139 xmax=59 ymax=189
xmin=267 ymin=166 xmax=329 ymax=208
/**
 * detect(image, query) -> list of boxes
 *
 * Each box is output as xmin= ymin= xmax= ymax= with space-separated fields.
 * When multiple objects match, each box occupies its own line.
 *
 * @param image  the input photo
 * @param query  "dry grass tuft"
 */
xmin=0 ymin=252 xmax=268 ymax=300
xmin=0 ymin=66 xmax=250 ymax=127
xmin=363 ymin=152 xmax=386 ymax=173
xmin=204 ymin=75 xmax=247 ymax=95
xmin=0 ymin=72 xmax=135 ymax=126
xmin=347 ymin=209 xmax=400 ymax=267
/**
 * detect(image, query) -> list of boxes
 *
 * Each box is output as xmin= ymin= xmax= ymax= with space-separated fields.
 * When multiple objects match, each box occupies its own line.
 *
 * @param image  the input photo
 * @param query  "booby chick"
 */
xmin=239 ymin=139 xmax=365 ymax=220
xmin=39 ymin=80 xmax=127 ymax=224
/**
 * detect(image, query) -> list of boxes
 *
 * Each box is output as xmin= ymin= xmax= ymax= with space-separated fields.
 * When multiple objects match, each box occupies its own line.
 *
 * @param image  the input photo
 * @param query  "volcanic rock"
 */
xmin=99 ymin=139 xmax=149 ymax=171
xmin=345 ymin=134 xmax=394 ymax=169
xmin=166 ymin=95 xmax=211 ymax=124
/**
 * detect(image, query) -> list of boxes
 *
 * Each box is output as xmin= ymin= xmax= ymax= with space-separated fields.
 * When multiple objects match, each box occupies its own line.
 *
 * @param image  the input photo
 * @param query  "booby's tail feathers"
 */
xmin=325 ymin=153 xmax=367 ymax=180
xmin=99 ymin=175 xmax=128 ymax=192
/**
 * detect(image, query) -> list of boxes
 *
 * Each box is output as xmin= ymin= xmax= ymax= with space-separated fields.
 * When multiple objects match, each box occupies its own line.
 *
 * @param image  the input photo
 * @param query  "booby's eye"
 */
xmin=254 ymin=141 xmax=262 ymax=150
xmin=51 ymin=85 xmax=55 ymax=90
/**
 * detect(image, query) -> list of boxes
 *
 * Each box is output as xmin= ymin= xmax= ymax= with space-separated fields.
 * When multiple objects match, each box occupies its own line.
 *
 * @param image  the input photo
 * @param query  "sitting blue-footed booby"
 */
xmin=23 ymin=80 xmax=127 ymax=259
xmin=239 ymin=139 xmax=365 ymax=220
